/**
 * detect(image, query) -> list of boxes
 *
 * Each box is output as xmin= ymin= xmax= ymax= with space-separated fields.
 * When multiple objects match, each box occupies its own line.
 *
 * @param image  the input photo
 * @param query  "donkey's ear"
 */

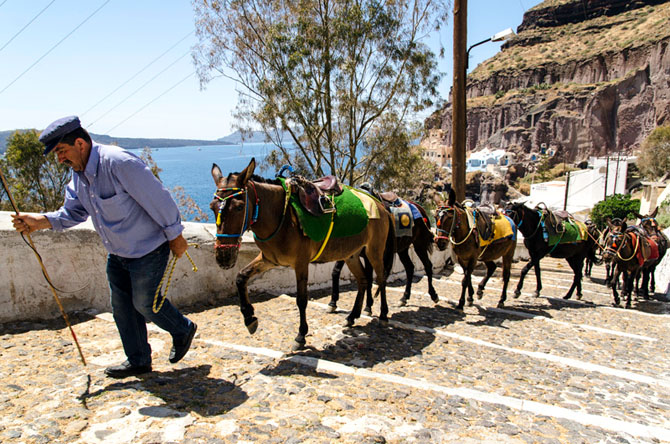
xmin=448 ymin=188 xmax=456 ymax=206
xmin=212 ymin=163 xmax=224 ymax=185
xmin=237 ymin=157 xmax=256 ymax=186
xmin=651 ymin=206 xmax=658 ymax=218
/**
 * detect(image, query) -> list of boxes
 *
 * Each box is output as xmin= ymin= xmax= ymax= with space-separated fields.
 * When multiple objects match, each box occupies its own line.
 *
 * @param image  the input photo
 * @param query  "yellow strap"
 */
xmin=310 ymin=212 xmax=335 ymax=262
xmin=153 ymin=246 xmax=199 ymax=314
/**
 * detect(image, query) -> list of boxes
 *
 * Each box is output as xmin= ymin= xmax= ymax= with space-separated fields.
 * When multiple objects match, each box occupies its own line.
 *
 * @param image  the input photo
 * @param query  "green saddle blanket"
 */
xmin=280 ymin=178 xmax=369 ymax=241
xmin=547 ymin=219 xmax=586 ymax=246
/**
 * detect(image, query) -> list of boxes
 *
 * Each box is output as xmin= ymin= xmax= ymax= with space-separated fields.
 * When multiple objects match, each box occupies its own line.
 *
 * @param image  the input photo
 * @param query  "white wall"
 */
xmin=0 ymin=211 xmax=453 ymax=322
xmin=529 ymin=158 xmax=628 ymax=214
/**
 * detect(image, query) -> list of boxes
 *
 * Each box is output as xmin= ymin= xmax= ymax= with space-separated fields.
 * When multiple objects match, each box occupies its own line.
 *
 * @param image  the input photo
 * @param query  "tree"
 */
xmin=363 ymin=114 xmax=438 ymax=194
xmin=192 ymin=0 xmax=449 ymax=184
xmin=637 ymin=125 xmax=670 ymax=180
xmin=0 ymin=130 xmax=70 ymax=212
xmin=590 ymin=193 xmax=641 ymax=229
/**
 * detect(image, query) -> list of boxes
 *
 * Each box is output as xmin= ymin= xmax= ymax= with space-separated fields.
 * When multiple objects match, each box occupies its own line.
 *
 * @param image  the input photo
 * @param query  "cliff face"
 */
xmin=426 ymin=0 xmax=670 ymax=162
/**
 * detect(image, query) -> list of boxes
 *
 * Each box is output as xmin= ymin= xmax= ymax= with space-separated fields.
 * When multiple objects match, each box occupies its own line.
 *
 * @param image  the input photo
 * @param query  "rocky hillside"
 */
xmin=425 ymin=0 xmax=670 ymax=162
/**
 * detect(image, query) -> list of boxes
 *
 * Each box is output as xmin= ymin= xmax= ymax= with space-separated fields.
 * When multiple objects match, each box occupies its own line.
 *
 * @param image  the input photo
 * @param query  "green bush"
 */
xmin=590 ymin=194 xmax=641 ymax=229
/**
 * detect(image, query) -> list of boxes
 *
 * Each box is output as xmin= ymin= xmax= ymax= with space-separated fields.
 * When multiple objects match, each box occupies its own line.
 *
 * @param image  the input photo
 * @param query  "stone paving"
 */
xmin=1 ymin=257 xmax=670 ymax=443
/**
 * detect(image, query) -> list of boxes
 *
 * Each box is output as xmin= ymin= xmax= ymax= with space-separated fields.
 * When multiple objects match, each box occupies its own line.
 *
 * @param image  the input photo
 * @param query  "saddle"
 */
xmin=538 ymin=205 xmax=572 ymax=238
xmin=289 ymin=175 xmax=343 ymax=217
xmin=474 ymin=203 xmax=497 ymax=241
xmin=379 ymin=191 xmax=400 ymax=206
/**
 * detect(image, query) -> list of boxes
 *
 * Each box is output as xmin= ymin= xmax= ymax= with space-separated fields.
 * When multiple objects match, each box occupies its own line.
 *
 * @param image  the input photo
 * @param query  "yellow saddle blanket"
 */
xmin=466 ymin=209 xmax=517 ymax=247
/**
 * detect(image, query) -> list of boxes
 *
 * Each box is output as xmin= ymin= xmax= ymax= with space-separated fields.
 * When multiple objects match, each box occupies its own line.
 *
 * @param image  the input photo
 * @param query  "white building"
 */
xmin=528 ymin=155 xmax=629 ymax=215
xmin=466 ymin=148 xmax=506 ymax=172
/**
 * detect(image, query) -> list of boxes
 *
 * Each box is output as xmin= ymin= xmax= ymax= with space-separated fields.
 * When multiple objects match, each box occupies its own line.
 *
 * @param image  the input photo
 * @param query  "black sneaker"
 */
xmin=169 ymin=322 xmax=197 ymax=364
xmin=104 ymin=360 xmax=152 ymax=378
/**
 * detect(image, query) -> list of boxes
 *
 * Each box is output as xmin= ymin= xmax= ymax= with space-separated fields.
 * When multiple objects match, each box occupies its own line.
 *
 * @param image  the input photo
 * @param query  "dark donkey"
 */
xmin=210 ymin=158 xmax=395 ymax=350
xmin=329 ymin=196 xmax=437 ymax=314
xmin=602 ymin=221 xmax=658 ymax=308
xmin=505 ymin=202 xmax=598 ymax=300
xmin=434 ymin=189 xmax=516 ymax=309
xmin=635 ymin=208 xmax=668 ymax=298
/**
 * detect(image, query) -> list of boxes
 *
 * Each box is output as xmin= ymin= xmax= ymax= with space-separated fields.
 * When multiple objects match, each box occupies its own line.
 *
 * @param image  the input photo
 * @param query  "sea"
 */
xmin=129 ymin=143 xmax=282 ymax=222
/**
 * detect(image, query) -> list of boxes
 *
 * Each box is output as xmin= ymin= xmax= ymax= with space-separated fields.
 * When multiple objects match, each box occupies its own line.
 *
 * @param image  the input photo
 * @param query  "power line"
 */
xmin=87 ymin=50 xmax=191 ymax=127
xmin=80 ymin=30 xmax=194 ymax=117
xmin=0 ymin=0 xmax=58 ymax=54
xmin=0 ymin=0 xmax=111 ymax=97
xmin=0 ymin=0 xmax=9 ymax=9
xmin=104 ymin=71 xmax=195 ymax=135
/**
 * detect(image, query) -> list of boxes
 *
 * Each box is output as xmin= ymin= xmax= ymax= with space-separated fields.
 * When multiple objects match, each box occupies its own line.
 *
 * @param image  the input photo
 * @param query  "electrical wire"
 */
xmin=104 ymin=70 xmax=195 ymax=134
xmin=87 ymin=50 xmax=191 ymax=128
xmin=0 ymin=0 xmax=57 ymax=54
xmin=0 ymin=0 xmax=111 ymax=96
xmin=80 ymin=30 xmax=194 ymax=117
xmin=0 ymin=0 xmax=9 ymax=9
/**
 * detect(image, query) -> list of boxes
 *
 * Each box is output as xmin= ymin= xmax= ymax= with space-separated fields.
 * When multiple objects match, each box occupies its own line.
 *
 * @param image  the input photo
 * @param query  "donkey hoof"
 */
xmin=430 ymin=291 xmax=439 ymax=303
xmin=467 ymin=300 xmax=474 ymax=307
xmin=513 ymin=290 xmax=521 ymax=299
xmin=327 ymin=303 xmax=337 ymax=313
xmin=399 ymin=297 xmax=408 ymax=307
xmin=378 ymin=318 xmax=389 ymax=327
xmin=245 ymin=317 xmax=259 ymax=334
xmin=562 ymin=295 xmax=572 ymax=300
xmin=456 ymin=305 xmax=464 ymax=311
xmin=533 ymin=291 xmax=541 ymax=298
xmin=345 ymin=318 xmax=355 ymax=328
xmin=363 ymin=306 xmax=373 ymax=316
xmin=292 ymin=338 xmax=307 ymax=351
xmin=576 ymin=293 xmax=582 ymax=301
xmin=476 ymin=289 xmax=484 ymax=299
xmin=497 ymin=301 xmax=505 ymax=308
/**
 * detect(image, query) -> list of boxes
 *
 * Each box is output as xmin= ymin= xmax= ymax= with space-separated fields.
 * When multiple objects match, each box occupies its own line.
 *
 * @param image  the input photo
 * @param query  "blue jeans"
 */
xmin=107 ymin=242 xmax=192 ymax=366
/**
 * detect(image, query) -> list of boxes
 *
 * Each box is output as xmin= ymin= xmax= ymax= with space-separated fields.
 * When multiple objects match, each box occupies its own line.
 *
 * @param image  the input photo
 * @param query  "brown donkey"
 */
xmin=434 ymin=189 xmax=516 ymax=309
xmin=210 ymin=158 xmax=395 ymax=350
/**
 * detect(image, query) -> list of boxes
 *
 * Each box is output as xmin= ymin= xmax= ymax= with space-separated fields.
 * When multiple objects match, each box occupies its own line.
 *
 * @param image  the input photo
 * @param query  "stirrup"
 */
xmin=319 ymin=195 xmax=335 ymax=213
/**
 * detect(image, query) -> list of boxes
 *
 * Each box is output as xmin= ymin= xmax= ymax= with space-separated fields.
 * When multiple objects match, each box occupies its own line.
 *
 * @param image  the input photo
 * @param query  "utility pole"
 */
xmin=452 ymin=0 xmax=467 ymax=202
xmin=563 ymin=171 xmax=570 ymax=211
xmin=603 ymin=155 xmax=609 ymax=200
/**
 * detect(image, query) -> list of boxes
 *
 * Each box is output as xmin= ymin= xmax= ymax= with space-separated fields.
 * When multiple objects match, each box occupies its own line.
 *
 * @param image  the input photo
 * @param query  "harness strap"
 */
xmin=310 ymin=211 xmax=335 ymax=262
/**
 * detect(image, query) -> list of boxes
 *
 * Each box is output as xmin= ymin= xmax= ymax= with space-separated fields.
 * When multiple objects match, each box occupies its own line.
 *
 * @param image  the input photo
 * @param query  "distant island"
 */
xmin=0 ymin=128 xmax=290 ymax=155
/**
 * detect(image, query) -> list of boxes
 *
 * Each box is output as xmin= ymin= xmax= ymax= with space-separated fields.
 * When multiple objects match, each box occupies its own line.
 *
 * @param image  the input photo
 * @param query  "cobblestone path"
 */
xmin=1 ymin=257 xmax=669 ymax=443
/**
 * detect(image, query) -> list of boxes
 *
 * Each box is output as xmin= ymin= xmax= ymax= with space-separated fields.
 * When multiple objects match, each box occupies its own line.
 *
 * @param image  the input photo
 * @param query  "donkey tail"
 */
xmin=383 ymin=210 xmax=396 ymax=281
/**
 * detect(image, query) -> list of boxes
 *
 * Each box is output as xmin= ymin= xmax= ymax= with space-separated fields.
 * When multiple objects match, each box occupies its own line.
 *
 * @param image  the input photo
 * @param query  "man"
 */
xmin=11 ymin=116 xmax=197 ymax=378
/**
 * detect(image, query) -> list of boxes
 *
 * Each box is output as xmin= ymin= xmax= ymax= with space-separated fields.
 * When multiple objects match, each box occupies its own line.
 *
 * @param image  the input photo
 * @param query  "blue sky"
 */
xmin=0 ymin=0 xmax=542 ymax=140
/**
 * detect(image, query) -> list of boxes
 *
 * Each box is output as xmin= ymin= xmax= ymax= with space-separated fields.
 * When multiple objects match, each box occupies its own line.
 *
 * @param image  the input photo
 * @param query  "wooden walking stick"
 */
xmin=0 ymin=167 xmax=86 ymax=366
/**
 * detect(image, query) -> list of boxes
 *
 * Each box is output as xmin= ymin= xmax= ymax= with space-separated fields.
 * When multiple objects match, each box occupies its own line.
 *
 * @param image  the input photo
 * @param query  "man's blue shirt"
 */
xmin=45 ymin=143 xmax=183 ymax=258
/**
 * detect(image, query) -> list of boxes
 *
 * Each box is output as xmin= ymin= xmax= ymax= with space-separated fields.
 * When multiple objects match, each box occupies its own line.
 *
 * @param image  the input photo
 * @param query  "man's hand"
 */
xmin=11 ymin=213 xmax=51 ymax=234
xmin=169 ymin=234 xmax=188 ymax=258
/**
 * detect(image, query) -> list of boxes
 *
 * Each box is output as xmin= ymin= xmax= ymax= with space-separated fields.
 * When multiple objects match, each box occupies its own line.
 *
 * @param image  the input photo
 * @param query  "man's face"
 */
xmin=53 ymin=138 xmax=89 ymax=171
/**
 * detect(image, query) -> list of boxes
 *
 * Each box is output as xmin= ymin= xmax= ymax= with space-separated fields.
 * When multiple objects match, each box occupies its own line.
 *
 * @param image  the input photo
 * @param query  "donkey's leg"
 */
xmin=345 ymin=256 xmax=368 ymax=327
xmin=641 ymin=269 xmax=650 ymax=300
xmin=624 ymin=270 xmax=634 ymax=309
xmin=610 ymin=265 xmax=621 ymax=306
xmin=398 ymin=249 xmax=414 ymax=306
xmin=514 ymin=258 xmax=534 ymax=297
xmin=563 ymin=256 xmax=584 ymax=300
xmin=368 ymin=253 xmax=390 ymax=326
xmin=498 ymin=252 xmax=513 ymax=308
xmin=329 ymin=260 xmax=346 ymax=313
xmin=650 ymin=265 xmax=656 ymax=294
xmin=237 ymin=253 xmax=276 ymax=334
xmin=477 ymin=261 xmax=497 ymax=299
xmin=414 ymin=245 xmax=438 ymax=303
xmin=532 ymin=259 xmax=543 ymax=297
xmin=293 ymin=263 xmax=310 ymax=351
xmin=363 ymin=253 xmax=374 ymax=315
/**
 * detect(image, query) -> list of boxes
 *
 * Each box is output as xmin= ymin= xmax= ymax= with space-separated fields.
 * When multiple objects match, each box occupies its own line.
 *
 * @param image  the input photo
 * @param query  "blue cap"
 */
xmin=39 ymin=115 xmax=82 ymax=155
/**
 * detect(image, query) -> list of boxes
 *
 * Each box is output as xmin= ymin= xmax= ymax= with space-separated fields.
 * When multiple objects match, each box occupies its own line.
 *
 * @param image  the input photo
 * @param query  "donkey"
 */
xmin=210 ymin=158 xmax=395 ymax=350
xmin=434 ymin=189 xmax=516 ymax=309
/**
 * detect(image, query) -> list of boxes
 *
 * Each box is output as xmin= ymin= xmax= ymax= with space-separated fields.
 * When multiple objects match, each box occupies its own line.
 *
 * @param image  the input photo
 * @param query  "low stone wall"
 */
xmin=0 ymin=211 xmax=456 ymax=322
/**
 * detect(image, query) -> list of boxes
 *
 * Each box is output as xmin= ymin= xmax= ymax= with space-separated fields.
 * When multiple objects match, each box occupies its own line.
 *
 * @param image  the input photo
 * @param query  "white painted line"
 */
xmin=286 ymin=295 xmax=670 ymax=389
xmin=202 ymin=338 xmax=670 ymax=442
xmin=484 ymin=306 xmax=656 ymax=342
xmin=434 ymin=276 xmax=670 ymax=318
xmin=382 ymin=281 xmax=657 ymax=342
